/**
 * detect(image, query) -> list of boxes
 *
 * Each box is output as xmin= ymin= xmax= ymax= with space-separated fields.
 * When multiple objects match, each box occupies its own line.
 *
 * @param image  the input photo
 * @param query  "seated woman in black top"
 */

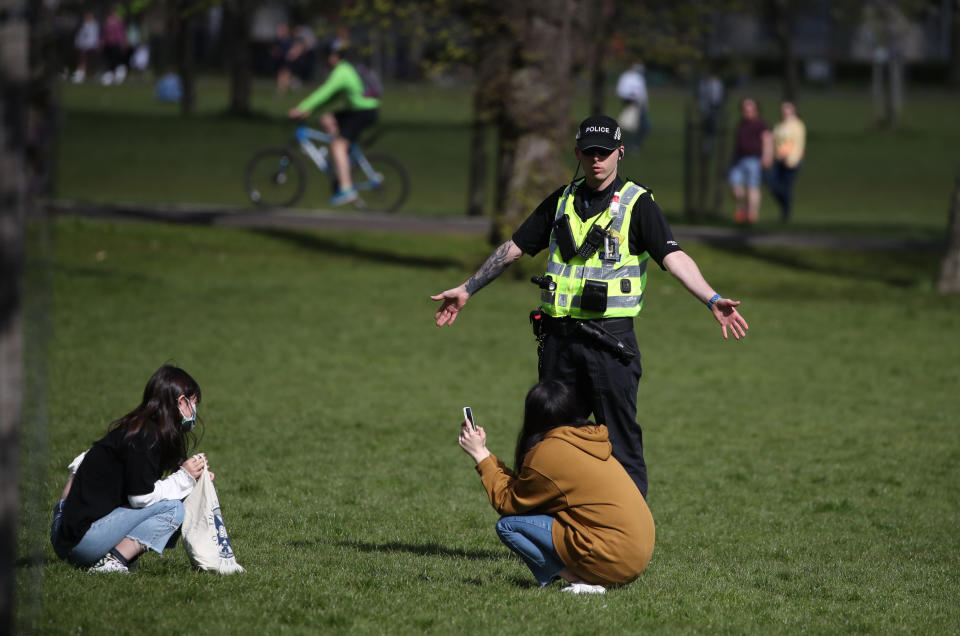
xmin=50 ymin=365 xmax=213 ymax=573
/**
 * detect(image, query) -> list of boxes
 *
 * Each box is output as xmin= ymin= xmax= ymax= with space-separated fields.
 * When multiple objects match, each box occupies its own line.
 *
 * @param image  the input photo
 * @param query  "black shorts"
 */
xmin=334 ymin=109 xmax=378 ymax=143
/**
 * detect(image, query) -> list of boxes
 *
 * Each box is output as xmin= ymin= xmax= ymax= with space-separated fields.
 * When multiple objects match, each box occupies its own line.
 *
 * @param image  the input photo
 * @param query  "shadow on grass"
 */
xmin=293 ymin=539 xmax=508 ymax=561
xmin=14 ymin=554 xmax=49 ymax=569
xmin=660 ymin=213 xmax=948 ymax=243
xmin=706 ymin=242 xmax=940 ymax=288
xmin=251 ymin=227 xmax=463 ymax=269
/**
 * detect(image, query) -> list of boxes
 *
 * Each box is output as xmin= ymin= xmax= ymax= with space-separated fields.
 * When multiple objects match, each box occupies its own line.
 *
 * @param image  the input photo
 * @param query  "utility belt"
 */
xmin=537 ymin=313 xmax=634 ymax=336
xmin=529 ymin=309 xmax=637 ymax=362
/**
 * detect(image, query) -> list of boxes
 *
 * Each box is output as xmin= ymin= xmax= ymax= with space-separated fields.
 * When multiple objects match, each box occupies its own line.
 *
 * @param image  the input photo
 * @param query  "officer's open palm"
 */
xmin=712 ymin=298 xmax=749 ymax=340
xmin=430 ymin=286 xmax=469 ymax=327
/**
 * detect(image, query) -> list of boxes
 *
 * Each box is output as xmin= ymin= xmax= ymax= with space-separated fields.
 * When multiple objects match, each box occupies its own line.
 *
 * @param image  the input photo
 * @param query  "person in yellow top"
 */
xmin=288 ymin=39 xmax=380 ymax=206
xmin=768 ymin=100 xmax=806 ymax=222
xmin=458 ymin=380 xmax=655 ymax=594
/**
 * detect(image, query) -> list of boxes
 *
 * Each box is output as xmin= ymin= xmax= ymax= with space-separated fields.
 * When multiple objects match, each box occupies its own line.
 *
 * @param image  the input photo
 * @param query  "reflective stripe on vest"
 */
xmin=541 ymin=180 xmax=649 ymax=319
xmin=542 ymin=291 xmax=644 ymax=309
xmin=546 ymin=261 xmax=648 ymax=281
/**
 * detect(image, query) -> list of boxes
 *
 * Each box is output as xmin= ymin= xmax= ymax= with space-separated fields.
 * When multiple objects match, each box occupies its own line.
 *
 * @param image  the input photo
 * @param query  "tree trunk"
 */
xmin=224 ymin=0 xmax=252 ymax=116
xmin=0 ymin=1 xmax=28 ymax=631
xmin=490 ymin=0 xmax=580 ymax=244
xmin=772 ymin=0 xmax=799 ymax=101
xmin=588 ymin=0 xmax=616 ymax=116
xmin=177 ymin=1 xmax=197 ymax=117
xmin=466 ymin=8 xmax=509 ymax=219
xmin=951 ymin=0 xmax=960 ymax=88
xmin=466 ymin=88 xmax=490 ymax=218
xmin=937 ymin=171 xmax=960 ymax=293
xmin=887 ymin=50 xmax=903 ymax=127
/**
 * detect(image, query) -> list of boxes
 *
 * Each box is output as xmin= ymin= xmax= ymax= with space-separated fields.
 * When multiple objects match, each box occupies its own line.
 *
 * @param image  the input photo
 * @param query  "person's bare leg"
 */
xmin=276 ymin=68 xmax=291 ymax=94
xmin=114 ymin=537 xmax=147 ymax=561
xmin=330 ymin=137 xmax=352 ymax=191
xmin=320 ymin=112 xmax=338 ymax=136
xmin=319 ymin=113 xmax=353 ymax=194
xmin=558 ymin=568 xmax=585 ymax=584
xmin=732 ymin=184 xmax=747 ymax=220
xmin=747 ymin=186 xmax=761 ymax=223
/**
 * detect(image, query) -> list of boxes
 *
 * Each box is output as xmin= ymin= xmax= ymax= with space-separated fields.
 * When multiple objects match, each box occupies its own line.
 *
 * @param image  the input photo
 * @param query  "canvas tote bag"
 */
xmin=181 ymin=467 xmax=245 ymax=573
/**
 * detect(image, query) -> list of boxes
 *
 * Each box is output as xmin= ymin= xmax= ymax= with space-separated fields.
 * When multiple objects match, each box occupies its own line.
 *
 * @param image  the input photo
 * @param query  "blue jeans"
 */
xmin=495 ymin=514 xmax=566 ymax=586
xmin=766 ymin=160 xmax=801 ymax=221
xmin=729 ymin=156 xmax=763 ymax=188
xmin=50 ymin=499 xmax=185 ymax=567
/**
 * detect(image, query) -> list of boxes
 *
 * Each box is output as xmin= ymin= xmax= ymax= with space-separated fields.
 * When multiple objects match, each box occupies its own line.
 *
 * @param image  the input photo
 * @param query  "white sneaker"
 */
xmin=100 ymin=71 xmax=113 ymax=86
xmin=88 ymin=554 xmax=129 ymax=573
xmin=561 ymin=583 xmax=605 ymax=595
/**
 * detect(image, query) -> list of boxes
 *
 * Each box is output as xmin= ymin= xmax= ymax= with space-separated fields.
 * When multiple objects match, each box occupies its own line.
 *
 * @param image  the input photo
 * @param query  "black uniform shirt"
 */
xmin=511 ymin=176 xmax=682 ymax=269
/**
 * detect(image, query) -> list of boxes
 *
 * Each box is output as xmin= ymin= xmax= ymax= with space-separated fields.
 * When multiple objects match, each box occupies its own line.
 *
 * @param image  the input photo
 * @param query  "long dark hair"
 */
xmin=513 ymin=380 xmax=591 ymax=471
xmin=109 ymin=365 xmax=201 ymax=473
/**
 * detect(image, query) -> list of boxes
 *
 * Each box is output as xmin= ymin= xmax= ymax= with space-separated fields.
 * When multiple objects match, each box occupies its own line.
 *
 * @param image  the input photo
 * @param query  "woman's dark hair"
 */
xmin=513 ymin=380 xmax=591 ymax=470
xmin=110 ymin=365 xmax=201 ymax=473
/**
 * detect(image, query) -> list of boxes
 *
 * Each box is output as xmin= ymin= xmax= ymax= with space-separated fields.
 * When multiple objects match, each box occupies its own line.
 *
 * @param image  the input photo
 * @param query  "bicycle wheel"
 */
xmin=244 ymin=147 xmax=307 ymax=207
xmin=350 ymin=152 xmax=410 ymax=213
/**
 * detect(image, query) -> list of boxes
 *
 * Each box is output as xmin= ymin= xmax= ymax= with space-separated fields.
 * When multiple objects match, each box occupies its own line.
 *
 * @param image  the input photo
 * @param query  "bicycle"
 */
xmin=244 ymin=125 xmax=410 ymax=213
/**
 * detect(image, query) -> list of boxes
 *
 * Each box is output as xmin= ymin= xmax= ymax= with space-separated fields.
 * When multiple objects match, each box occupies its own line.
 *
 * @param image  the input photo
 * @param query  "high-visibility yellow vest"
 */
xmin=540 ymin=179 xmax=648 ymax=319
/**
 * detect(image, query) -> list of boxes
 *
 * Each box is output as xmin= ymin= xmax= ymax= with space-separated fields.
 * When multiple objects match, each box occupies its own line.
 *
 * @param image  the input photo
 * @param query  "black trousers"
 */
xmin=539 ymin=328 xmax=647 ymax=497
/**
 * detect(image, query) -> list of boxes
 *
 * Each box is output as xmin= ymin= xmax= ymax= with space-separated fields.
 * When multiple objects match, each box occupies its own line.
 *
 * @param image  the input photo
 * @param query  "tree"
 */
xmin=223 ymin=0 xmax=253 ymax=116
xmin=341 ymin=0 xmax=581 ymax=242
xmin=0 ymin=0 xmax=28 ymax=631
xmin=586 ymin=0 xmax=618 ymax=116
xmin=175 ymin=0 xmax=202 ymax=116
xmin=938 ymin=170 xmax=960 ymax=293
xmin=951 ymin=0 xmax=960 ymax=88
xmin=483 ymin=1 xmax=580 ymax=243
xmin=768 ymin=0 xmax=800 ymax=101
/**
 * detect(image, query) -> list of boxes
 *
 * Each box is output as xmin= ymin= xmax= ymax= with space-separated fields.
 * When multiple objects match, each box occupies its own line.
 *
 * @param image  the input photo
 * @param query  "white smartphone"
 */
xmin=463 ymin=407 xmax=477 ymax=432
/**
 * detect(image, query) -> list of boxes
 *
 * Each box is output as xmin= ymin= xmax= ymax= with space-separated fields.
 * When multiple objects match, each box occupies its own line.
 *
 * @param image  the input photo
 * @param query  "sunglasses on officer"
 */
xmin=579 ymin=147 xmax=616 ymax=159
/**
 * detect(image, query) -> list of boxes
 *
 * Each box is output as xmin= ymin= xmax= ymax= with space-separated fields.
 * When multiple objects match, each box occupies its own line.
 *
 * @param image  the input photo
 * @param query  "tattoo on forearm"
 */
xmin=465 ymin=243 xmax=514 ymax=295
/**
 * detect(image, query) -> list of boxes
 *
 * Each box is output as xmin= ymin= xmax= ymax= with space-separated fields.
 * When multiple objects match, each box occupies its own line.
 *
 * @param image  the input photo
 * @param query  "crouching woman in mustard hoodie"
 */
xmin=458 ymin=380 xmax=655 ymax=594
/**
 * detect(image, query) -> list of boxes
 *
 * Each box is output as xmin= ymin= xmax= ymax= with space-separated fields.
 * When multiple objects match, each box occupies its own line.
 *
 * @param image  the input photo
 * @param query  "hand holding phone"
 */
xmin=463 ymin=407 xmax=477 ymax=432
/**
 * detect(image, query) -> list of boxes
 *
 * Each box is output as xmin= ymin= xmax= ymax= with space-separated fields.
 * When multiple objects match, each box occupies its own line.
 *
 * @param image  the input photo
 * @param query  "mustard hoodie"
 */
xmin=476 ymin=424 xmax=655 ymax=586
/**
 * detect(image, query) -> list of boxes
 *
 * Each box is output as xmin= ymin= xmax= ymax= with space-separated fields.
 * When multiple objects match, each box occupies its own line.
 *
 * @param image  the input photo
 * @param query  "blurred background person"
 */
xmin=288 ymin=40 xmax=380 ymax=206
xmin=615 ymin=60 xmax=650 ymax=150
xmin=728 ymin=97 xmax=772 ymax=224
xmin=767 ymin=100 xmax=806 ymax=223
xmin=72 ymin=11 xmax=100 ymax=83
xmin=276 ymin=25 xmax=318 ymax=93
xmin=100 ymin=5 xmax=129 ymax=85
xmin=270 ymin=23 xmax=293 ymax=93
xmin=696 ymin=67 xmax=725 ymax=155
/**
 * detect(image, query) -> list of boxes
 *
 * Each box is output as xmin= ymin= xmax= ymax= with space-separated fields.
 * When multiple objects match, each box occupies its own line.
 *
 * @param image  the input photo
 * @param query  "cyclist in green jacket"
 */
xmin=289 ymin=40 xmax=380 ymax=206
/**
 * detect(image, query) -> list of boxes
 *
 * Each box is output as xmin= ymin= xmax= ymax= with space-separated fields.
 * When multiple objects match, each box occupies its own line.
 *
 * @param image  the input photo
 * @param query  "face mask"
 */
xmin=181 ymin=400 xmax=197 ymax=431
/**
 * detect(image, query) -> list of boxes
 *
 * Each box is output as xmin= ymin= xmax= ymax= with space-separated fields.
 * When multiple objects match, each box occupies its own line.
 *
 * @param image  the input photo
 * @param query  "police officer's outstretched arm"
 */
xmin=431 ymin=240 xmax=524 ymax=326
xmin=663 ymin=251 xmax=750 ymax=340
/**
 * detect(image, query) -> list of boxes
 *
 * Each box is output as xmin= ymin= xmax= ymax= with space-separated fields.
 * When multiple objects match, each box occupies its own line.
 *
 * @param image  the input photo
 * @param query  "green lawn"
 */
xmin=16 ymin=216 xmax=960 ymax=634
xmin=56 ymin=76 xmax=960 ymax=237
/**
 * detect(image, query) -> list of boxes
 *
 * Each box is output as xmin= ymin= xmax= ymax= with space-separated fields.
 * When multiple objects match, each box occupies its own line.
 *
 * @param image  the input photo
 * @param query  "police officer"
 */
xmin=431 ymin=115 xmax=749 ymax=498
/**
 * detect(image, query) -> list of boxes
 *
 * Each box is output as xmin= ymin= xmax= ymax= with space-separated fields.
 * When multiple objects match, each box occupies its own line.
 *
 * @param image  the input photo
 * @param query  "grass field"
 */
xmin=56 ymin=75 xmax=960 ymax=238
xmin=15 ymin=213 xmax=960 ymax=634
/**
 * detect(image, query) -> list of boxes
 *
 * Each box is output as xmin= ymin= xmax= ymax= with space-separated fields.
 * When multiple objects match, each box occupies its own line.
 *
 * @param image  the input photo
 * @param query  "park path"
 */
xmin=45 ymin=201 xmax=945 ymax=251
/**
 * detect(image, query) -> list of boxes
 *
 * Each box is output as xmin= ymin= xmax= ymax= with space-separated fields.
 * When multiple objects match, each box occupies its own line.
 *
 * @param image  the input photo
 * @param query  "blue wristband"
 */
xmin=707 ymin=293 xmax=722 ymax=309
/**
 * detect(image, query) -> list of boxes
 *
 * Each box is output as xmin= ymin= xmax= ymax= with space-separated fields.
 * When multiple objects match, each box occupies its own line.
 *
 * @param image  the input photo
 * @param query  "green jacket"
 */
xmin=296 ymin=61 xmax=379 ymax=112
